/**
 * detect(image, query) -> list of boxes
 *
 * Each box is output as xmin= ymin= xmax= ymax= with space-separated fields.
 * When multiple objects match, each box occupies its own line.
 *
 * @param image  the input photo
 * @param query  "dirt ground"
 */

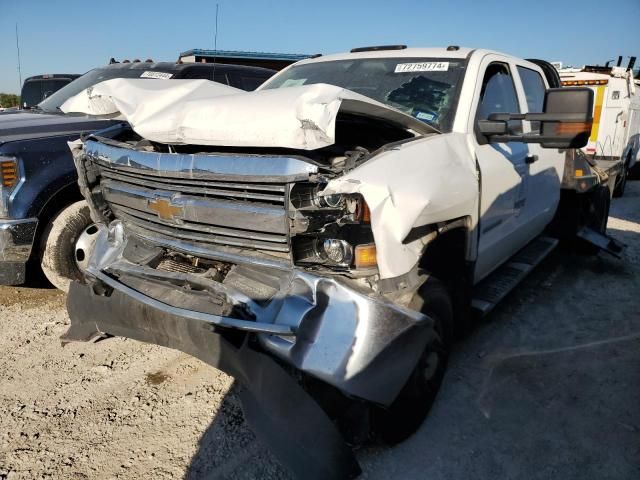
xmin=1 ymin=183 xmax=639 ymax=480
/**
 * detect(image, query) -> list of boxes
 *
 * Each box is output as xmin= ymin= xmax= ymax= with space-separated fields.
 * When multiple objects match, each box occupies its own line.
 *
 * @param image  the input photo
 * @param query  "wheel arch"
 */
xmin=31 ymin=181 xmax=84 ymax=260
xmin=418 ymin=219 xmax=475 ymax=334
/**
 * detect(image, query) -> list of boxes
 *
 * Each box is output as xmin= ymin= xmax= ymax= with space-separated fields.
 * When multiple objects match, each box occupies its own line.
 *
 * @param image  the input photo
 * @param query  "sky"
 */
xmin=1 ymin=0 xmax=639 ymax=94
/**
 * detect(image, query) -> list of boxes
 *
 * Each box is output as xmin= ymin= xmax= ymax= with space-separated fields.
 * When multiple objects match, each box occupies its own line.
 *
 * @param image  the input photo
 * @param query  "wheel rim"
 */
xmin=74 ymin=224 xmax=99 ymax=272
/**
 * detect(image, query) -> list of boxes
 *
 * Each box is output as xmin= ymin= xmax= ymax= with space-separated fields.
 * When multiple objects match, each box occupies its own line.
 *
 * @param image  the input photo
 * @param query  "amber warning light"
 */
xmin=355 ymin=244 xmax=377 ymax=269
xmin=0 ymin=160 xmax=18 ymax=188
xmin=555 ymin=121 xmax=593 ymax=135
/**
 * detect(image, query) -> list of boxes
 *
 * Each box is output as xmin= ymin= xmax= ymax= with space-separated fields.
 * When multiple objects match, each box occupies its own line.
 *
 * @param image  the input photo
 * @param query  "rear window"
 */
xmin=233 ymin=73 xmax=271 ymax=91
xmin=178 ymin=67 xmax=230 ymax=85
xmin=21 ymin=79 xmax=72 ymax=108
xmin=179 ymin=67 xmax=213 ymax=81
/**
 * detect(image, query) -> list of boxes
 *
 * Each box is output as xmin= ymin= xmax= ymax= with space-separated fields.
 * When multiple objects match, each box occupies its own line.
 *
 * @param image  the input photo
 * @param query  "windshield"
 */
xmin=261 ymin=57 xmax=467 ymax=132
xmin=38 ymin=67 xmax=173 ymax=113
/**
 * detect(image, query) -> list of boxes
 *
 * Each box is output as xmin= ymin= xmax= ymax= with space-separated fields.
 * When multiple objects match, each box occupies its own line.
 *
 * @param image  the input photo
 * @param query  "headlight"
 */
xmin=0 ymin=156 xmax=21 ymax=218
xmin=320 ymin=239 xmax=353 ymax=266
xmin=320 ymin=193 xmax=344 ymax=208
xmin=290 ymin=182 xmax=377 ymax=271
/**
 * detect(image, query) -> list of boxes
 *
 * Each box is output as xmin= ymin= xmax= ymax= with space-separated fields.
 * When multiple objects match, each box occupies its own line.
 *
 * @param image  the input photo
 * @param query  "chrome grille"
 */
xmin=94 ymin=162 xmax=291 ymax=253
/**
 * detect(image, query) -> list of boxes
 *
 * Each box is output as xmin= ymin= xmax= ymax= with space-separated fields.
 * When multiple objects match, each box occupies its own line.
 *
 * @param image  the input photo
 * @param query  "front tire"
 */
xmin=40 ymin=201 xmax=97 ymax=292
xmin=371 ymin=276 xmax=453 ymax=444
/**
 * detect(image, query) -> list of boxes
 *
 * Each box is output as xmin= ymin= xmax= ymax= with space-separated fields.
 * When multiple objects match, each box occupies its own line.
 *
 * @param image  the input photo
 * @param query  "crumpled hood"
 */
xmin=0 ymin=111 xmax=114 ymax=145
xmin=61 ymin=78 xmax=436 ymax=150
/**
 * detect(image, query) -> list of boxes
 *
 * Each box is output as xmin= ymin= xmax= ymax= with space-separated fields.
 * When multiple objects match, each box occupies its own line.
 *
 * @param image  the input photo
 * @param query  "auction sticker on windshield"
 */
xmin=394 ymin=62 xmax=449 ymax=73
xmin=140 ymin=71 xmax=174 ymax=79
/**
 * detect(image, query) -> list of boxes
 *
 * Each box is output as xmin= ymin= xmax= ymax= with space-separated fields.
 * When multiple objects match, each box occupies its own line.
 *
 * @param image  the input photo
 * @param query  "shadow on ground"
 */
xmin=184 ymin=383 xmax=290 ymax=479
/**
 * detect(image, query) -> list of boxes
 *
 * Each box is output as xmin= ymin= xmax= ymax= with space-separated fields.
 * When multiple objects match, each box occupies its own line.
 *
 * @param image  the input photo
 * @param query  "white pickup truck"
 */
xmin=63 ymin=46 xmax=622 ymax=479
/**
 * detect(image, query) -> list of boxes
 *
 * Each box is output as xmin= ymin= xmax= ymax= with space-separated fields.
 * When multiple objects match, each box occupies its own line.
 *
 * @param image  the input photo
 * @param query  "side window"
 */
xmin=477 ymin=63 xmax=522 ymax=134
xmin=517 ymin=66 xmax=546 ymax=132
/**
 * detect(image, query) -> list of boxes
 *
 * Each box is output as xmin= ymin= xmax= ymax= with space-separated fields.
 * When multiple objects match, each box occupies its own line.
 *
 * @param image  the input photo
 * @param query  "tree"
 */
xmin=0 ymin=93 xmax=20 ymax=108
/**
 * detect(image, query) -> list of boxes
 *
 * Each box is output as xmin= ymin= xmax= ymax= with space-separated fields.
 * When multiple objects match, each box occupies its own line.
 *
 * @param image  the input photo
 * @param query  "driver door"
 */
xmin=472 ymin=58 xmax=533 ymax=282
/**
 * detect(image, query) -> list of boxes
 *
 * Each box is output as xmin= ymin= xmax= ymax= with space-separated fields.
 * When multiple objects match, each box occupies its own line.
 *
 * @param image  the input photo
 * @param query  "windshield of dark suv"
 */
xmin=38 ymin=67 xmax=175 ymax=113
xmin=261 ymin=57 xmax=467 ymax=132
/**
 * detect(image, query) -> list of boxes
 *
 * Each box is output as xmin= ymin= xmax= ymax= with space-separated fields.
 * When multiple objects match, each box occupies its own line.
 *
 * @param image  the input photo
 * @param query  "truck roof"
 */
xmin=292 ymin=47 xmax=544 ymax=70
xmin=24 ymin=74 xmax=80 ymax=82
xmin=558 ymin=66 xmax=633 ymax=80
xmin=100 ymin=61 xmax=275 ymax=75
xmin=295 ymin=47 xmax=475 ymax=65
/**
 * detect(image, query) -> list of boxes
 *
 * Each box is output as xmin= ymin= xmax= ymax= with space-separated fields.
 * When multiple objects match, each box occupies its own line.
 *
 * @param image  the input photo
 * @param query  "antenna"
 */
xmin=212 ymin=3 xmax=219 ymax=75
xmin=15 ymin=23 xmax=22 ymax=92
xmin=214 ymin=3 xmax=219 ymax=52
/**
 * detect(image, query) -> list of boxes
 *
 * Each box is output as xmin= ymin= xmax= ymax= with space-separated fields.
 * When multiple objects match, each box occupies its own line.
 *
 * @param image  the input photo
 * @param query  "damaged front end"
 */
xmin=64 ymin=114 xmax=438 ymax=477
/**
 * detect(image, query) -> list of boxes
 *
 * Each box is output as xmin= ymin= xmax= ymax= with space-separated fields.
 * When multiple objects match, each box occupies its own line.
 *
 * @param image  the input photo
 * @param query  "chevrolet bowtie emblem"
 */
xmin=147 ymin=197 xmax=184 ymax=222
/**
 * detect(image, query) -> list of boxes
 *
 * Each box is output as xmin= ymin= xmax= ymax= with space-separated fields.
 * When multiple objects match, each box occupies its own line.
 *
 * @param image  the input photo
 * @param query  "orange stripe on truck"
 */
xmin=589 ymin=86 xmax=605 ymax=142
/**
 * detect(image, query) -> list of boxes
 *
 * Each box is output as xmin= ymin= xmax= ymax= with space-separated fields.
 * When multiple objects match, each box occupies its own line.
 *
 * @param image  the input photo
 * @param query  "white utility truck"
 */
xmin=559 ymin=57 xmax=640 ymax=195
xmin=62 ymin=46 xmax=622 ymax=479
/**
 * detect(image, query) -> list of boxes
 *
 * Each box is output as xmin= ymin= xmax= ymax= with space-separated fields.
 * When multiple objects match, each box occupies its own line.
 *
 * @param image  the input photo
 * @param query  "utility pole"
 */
xmin=15 ymin=23 xmax=23 ymax=93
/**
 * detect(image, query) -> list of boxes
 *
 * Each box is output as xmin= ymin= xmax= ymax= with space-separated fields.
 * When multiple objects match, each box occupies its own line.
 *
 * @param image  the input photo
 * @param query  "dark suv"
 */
xmin=0 ymin=61 xmax=275 ymax=289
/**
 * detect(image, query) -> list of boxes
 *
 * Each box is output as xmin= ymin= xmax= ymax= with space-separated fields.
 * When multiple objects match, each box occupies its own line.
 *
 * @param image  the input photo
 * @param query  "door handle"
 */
xmin=525 ymin=154 xmax=538 ymax=164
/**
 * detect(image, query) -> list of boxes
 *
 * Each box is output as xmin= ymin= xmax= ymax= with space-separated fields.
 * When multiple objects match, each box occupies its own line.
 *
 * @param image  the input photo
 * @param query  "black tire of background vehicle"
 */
xmin=575 ymin=184 xmax=611 ymax=255
xmin=371 ymin=276 xmax=453 ymax=444
xmin=40 ymin=201 xmax=93 ymax=292
xmin=612 ymin=158 xmax=628 ymax=198
xmin=628 ymin=152 xmax=640 ymax=180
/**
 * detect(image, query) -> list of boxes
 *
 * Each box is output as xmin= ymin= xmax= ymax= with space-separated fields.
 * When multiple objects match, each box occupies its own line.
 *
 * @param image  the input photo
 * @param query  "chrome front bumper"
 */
xmin=0 ymin=218 xmax=38 ymax=285
xmin=65 ymin=222 xmax=434 ymax=405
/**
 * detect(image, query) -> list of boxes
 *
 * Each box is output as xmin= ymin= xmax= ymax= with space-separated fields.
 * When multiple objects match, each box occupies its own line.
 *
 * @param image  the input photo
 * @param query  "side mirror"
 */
xmin=539 ymin=88 xmax=593 ymax=148
xmin=478 ymin=87 xmax=594 ymax=149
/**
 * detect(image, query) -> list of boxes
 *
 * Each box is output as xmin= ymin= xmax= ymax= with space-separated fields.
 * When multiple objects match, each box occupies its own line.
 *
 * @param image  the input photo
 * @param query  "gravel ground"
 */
xmin=1 ymin=183 xmax=639 ymax=480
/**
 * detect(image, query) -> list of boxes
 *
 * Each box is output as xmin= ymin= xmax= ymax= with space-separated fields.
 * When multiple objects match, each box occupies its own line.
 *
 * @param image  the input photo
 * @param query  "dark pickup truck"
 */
xmin=0 ymin=61 xmax=275 ymax=289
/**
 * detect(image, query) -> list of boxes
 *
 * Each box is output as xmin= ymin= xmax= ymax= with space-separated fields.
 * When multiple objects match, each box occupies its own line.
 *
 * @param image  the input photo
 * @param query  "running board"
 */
xmin=472 ymin=236 xmax=558 ymax=316
xmin=576 ymin=226 xmax=625 ymax=258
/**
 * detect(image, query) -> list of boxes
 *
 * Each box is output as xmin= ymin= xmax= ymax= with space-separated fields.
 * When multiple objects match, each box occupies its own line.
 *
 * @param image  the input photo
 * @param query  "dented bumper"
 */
xmin=64 ymin=223 xmax=433 ymax=406
xmin=63 ymin=223 xmax=435 ymax=478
